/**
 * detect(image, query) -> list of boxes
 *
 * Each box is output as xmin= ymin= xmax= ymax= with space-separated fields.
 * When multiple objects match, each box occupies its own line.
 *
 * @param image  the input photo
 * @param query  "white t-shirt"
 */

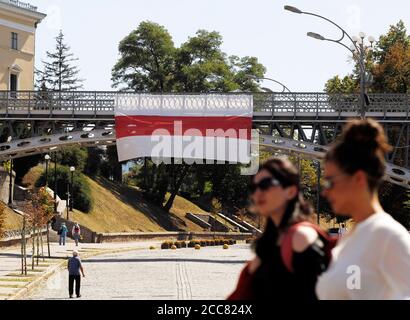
xmin=316 ymin=211 xmax=410 ymax=300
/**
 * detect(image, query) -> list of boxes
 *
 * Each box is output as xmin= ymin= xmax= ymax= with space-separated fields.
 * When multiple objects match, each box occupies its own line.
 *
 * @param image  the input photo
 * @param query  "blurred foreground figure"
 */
xmin=317 ymin=119 xmax=410 ymax=300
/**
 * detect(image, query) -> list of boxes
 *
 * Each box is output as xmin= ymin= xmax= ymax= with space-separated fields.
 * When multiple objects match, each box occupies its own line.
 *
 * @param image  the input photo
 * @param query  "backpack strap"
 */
xmin=280 ymin=221 xmax=332 ymax=273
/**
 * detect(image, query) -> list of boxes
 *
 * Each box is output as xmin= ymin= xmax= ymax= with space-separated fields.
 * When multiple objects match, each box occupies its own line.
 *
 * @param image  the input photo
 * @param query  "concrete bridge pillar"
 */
xmin=0 ymin=167 xmax=15 ymax=204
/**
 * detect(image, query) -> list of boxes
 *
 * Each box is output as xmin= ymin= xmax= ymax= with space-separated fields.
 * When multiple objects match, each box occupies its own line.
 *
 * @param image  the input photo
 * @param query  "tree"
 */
xmin=100 ymin=145 xmax=123 ymax=182
xmin=373 ymin=20 xmax=410 ymax=65
xmin=22 ymin=188 xmax=54 ymax=272
xmin=112 ymin=21 xmax=175 ymax=92
xmin=372 ymin=42 xmax=410 ymax=93
xmin=0 ymin=201 xmax=5 ymax=239
xmin=37 ymin=30 xmax=84 ymax=91
xmin=57 ymin=146 xmax=88 ymax=172
xmin=325 ymin=75 xmax=357 ymax=94
xmin=84 ymin=147 xmax=104 ymax=177
xmin=112 ymin=21 xmax=266 ymax=212
xmin=36 ymin=165 xmax=93 ymax=213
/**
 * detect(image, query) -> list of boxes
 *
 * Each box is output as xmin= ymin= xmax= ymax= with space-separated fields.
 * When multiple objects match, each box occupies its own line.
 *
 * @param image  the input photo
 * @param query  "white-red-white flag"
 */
xmin=115 ymin=94 xmax=253 ymax=163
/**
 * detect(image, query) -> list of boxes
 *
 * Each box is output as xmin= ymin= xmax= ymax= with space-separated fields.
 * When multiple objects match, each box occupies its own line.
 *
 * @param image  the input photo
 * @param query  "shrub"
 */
xmin=179 ymin=241 xmax=187 ymax=248
xmin=161 ymin=241 xmax=172 ymax=249
xmin=200 ymin=240 xmax=207 ymax=247
xmin=188 ymin=240 xmax=196 ymax=248
xmin=174 ymin=241 xmax=182 ymax=249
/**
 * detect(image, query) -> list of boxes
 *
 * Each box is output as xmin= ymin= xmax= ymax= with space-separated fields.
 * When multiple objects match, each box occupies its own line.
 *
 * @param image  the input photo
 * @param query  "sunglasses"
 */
xmin=250 ymin=177 xmax=282 ymax=194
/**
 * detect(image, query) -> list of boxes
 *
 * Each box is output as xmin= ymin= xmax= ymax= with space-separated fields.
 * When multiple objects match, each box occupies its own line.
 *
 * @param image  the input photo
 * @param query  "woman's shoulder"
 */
xmin=371 ymin=212 xmax=409 ymax=236
xmin=292 ymin=226 xmax=320 ymax=253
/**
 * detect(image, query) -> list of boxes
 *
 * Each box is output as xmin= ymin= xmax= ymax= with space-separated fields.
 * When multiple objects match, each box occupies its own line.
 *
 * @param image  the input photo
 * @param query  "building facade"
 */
xmin=0 ymin=0 xmax=46 ymax=91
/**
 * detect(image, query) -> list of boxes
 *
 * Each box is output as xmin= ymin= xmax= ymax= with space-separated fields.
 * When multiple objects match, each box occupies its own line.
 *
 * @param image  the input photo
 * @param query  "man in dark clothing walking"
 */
xmin=67 ymin=250 xmax=85 ymax=298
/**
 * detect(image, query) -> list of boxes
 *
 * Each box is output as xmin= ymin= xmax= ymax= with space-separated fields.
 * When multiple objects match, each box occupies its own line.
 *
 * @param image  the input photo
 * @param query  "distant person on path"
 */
xmin=67 ymin=250 xmax=85 ymax=298
xmin=316 ymin=119 xmax=410 ymax=299
xmin=58 ymin=223 xmax=68 ymax=246
xmin=228 ymin=157 xmax=335 ymax=301
xmin=338 ymin=223 xmax=348 ymax=239
xmin=72 ymin=222 xmax=81 ymax=246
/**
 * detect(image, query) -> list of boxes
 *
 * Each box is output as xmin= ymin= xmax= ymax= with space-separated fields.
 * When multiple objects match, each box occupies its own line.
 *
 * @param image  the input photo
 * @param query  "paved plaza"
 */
xmin=26 ymin=244 xmax=253 ymax=300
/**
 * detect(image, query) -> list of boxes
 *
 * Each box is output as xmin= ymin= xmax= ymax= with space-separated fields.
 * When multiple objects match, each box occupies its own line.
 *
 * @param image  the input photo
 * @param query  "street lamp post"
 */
xmin=246 ymin=75 xmax=292 ymax=93
xmin=66 ymin=188 xmax=70 ymax=221
xmin=316 ymin=160 xmax=321 ymax=226
xmin=8 ymin=158 xmax=13 ymax=206
xmin=44 ymin=154 xmax=50 ymax=188
xmin=69 ymin=166 xmax=75 ymax=211
xmin=53 ymin=153 xmax=57 ymax=213
xmin=284 ymin=5 xmax=374 ymax=119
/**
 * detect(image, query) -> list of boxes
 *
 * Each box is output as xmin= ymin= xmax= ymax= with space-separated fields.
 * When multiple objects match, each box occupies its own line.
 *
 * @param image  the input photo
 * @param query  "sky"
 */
xmin=28 ymin=0 xmax=410 ymax=92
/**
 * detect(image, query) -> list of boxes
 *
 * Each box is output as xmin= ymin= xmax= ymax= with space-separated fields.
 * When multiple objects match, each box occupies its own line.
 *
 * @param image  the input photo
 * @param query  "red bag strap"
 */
xmin=280 ymin=221 xmax=330 ymax=273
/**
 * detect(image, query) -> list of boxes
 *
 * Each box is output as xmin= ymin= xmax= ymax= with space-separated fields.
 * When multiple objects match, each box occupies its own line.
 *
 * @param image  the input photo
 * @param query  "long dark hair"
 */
xmin=253 ymin=157 xmax=313 ymax=261
xmin=325 ymin=119 xmax=392 ymax=191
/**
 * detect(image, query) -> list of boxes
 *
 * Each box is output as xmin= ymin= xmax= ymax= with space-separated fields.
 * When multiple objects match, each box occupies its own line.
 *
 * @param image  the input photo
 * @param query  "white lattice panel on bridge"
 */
xmin=114 ymin=94 xmax=253 ymax=116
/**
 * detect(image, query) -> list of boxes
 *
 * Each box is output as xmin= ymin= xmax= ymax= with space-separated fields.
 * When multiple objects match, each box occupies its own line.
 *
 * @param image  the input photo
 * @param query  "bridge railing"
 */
xmin=0 ymin=91 xmax=410 ymax=116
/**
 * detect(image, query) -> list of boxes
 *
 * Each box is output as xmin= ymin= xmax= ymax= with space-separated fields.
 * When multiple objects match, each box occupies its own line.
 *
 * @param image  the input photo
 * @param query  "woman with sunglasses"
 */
xmin=228 ymin=157 xmax=333 ymax=300
xmin=316 ymin=119 xmax=410 ymax=299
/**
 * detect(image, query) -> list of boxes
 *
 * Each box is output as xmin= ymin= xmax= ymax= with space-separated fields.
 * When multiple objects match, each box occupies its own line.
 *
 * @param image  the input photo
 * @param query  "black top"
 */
xmin=252 ymin=238 xmax=328 ymax=301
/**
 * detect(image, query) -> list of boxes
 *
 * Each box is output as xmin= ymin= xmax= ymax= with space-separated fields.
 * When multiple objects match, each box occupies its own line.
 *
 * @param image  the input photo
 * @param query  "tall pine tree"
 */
xmin=37 ymin=30 xmax=84 ymax=91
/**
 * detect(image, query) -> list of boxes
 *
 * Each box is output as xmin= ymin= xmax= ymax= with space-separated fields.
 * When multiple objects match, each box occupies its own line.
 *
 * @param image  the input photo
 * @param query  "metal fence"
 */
xmin=0 ymin=91 xmax=410 ymax=117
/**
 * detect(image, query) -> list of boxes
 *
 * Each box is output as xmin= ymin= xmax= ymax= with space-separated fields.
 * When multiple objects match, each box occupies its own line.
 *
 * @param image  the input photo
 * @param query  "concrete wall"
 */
xmin=0 ymin=228 xmax=47 ymax=248
xmin=216 ymin=213 xmax=249 ymax=232
xmin=97 ymin=231 xmax=253 ymax=243
xmin=185 ymin=212 xmax=212 ymax=229
xmin=208 ymin=215 xmax=230 ymax=232
xmin=52 ymin=216 xmax=98 ymax=244
xmin=0 ymin=167 xmax=14 ymax=204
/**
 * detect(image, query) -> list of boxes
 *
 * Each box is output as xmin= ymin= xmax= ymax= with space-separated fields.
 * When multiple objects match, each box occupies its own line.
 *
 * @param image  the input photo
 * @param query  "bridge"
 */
xmin=0 ymin=91 xmax=410 ymax=188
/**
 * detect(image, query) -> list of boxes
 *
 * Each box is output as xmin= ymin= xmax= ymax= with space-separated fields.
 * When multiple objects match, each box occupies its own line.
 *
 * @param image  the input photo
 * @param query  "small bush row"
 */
xmin=161 ymin=239 xmax=237 ymax=249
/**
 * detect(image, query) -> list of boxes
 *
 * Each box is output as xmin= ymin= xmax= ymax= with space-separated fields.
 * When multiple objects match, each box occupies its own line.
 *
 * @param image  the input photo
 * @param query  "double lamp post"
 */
xmin=284 ymin=5 xmax=374 ymax=119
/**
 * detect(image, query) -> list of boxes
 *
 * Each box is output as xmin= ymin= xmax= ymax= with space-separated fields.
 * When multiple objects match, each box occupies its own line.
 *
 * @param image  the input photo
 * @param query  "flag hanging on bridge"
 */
xmin=114 ymin=94 xmax=253 ymax=163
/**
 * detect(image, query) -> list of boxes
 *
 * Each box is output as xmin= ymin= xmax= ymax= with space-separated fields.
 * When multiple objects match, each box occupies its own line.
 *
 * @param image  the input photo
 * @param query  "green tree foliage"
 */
xmin=36 ymin=30 xmax=84 ymax=91
xmin=35 ymin=165 xmax=93 ymax=213
xmin=112 ymin=21 xmax=175 ymax=91
xmin=324 ymin=75 xmax=357 ymax=94
xmin=113 ymin=21 xmax=266 ymax=211
xmin=373 ymin=20 xmax=410 ymax=64
xmin=57 ymin=146 xmax=88 ymax=172
xmin=84 ymin=147 xmax=104 ymax=177
xmin=100 ymin=145 xmax=123 ymax=182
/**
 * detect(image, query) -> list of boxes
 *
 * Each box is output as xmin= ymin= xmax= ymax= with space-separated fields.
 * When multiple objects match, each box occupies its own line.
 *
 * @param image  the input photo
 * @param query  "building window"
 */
xmin=10 ymin=74 xmax=18 ymax=97
xmin=11 ymin=32 xmax=18 ymax=50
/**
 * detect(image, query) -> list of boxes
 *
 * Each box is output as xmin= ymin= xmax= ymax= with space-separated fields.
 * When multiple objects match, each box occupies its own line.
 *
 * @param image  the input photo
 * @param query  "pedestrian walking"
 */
xmin=72 ymin=222 xmax=81 ymax=246
xmin=58 ymin=222 xmax=68 ymax=246
xmin=228 ymin=157 xmax=336 ymax=301
xmin=317 ymin=119 xmax=410 ymax=299
xmin=67 ymin=250 xmax=85 ymax=298
xmin=337 ymin=223 xmax=348 ymax=239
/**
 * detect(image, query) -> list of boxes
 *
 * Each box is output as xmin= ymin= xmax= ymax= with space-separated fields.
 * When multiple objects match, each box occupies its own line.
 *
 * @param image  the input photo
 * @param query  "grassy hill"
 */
xmin=3 ymin=205 xmax=23 ymax=231
xmin=14 ymin=165 xmax=208 ymax=233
